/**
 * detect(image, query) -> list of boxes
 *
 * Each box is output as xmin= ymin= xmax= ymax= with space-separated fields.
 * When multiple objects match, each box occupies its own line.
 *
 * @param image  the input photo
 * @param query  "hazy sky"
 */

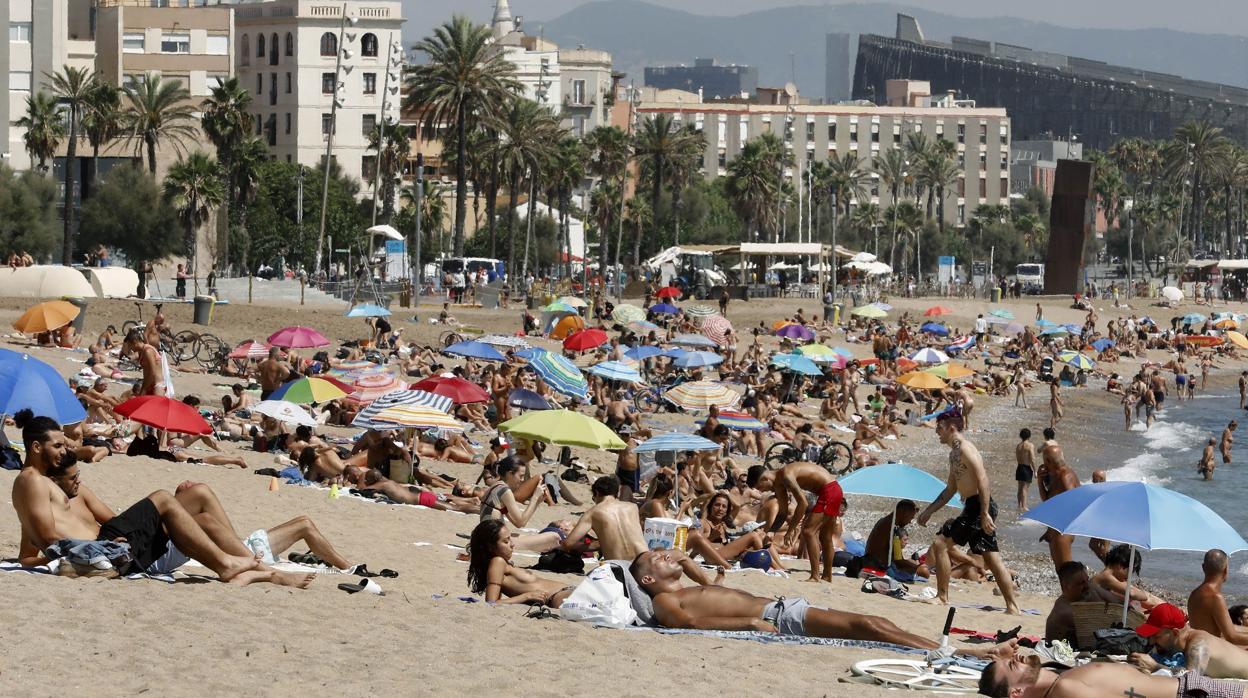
xmin=401 ymin=0 xmax=1248 ymax=41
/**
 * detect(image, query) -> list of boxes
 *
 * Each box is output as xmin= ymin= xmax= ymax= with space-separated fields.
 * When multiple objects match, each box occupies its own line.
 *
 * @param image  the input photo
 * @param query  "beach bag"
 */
xmin=559 ymin=564 xmax=638 ymax=628
xmin=1093 ymin=628 xmax=1149 ymax=655
xmin=534 ymin=549 xmax=584 ymax=575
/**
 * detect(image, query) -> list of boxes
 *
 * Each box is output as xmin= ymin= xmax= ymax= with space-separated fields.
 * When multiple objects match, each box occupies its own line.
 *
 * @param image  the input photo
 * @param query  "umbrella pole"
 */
xmin=886 ymin=507 xmax=897 ymax=570
xmin=1122 ymin=545 xmax=1135 ymax=626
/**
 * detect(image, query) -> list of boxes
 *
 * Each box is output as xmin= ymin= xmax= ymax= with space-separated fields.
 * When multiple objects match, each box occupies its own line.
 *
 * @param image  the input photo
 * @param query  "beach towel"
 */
xmin=640 ymin=627 xmax=929 ymax=654
xmin=0 ymin=559 xmax=176 ymax=583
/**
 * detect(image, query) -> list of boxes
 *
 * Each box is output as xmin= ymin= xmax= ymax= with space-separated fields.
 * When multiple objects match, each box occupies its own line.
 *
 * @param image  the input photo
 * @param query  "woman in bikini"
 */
xmin=466 ymin=519 xmax=575 ymax=607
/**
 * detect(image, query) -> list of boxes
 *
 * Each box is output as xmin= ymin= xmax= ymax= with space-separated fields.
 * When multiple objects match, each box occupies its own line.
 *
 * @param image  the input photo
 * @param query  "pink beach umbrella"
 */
xmin=267 ymin=326 xmax=330 ymax=349
xmin=701 ymin=315 xmax=734 ymax=346
xmin=228 ymin=340 xmax=271 ymax=360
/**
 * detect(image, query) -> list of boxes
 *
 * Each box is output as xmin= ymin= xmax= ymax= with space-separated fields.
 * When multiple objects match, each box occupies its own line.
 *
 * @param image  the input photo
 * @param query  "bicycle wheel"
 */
xmin=633 ymin=389 xmax=662 ymax=414
xmin=173 ymin=330 xmax=199 ymax=364
xmin=763 ymin=441 xmax=801 ymax=470
xmin=850 ymin=659 xmax=979 ymax=692
xmin=121 ymin=320 xmax=140 ymax=335
xmin=820 ymin=440 xmax=856 ymax=475
xmin=440 ymin=331 xmax=463 ymax=348
xmin=196 ymin=334 xmax=225 ymax=367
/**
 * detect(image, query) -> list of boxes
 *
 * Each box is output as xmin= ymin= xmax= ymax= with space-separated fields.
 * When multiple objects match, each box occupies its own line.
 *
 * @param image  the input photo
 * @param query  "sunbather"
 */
xmin=466 ymin=519 xmax=576 ymax=607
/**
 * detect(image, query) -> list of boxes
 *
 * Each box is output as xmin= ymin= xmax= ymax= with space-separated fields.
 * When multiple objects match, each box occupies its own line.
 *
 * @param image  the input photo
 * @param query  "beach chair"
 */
xmin=1070 ymin=601 xmax=1146 ymax=650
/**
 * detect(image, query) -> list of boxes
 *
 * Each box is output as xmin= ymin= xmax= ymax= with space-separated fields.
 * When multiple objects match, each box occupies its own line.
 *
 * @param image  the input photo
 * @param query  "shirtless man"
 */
xmin=1222 ymin=420 xmax=1236 ymax=465
xmin=345 ymin=466 xmax=479 ymax=514
xmin=1129 ymin=603 xmax=1248 ymax=679
xmin=614 ymin=432 xmax=641 ymax=501
xmin=978 ymin=644 xmax=1248 ymax=698
xmin=561 ymin=475 xmax=647 ymax=561
xmin=864 ymin=499 xmax=929 ymax=581
xmin=1035 ymin=441 xmax=1079 ymax=569
xmin=257 ymin=347 xmax=292 ymax=401
xmin=1189 ymin=549 xmax=1248 ymax=647
xmin=1015 ymin=428 xmax=1036 ymax=511
xmin=1200 ymin=437 xmax=1218 ymax=480
xmin=1045 ymin=561 xmax=1117 ymax=647
xmin=747 ymin=461 xmax=844 ymax=582
xmin=11 ymin=410 xmax=308 ymax=587
xmin=144 ymin=304 xmax=166 ymax=350
xmin=1240 ymin=371 xmax=1247 ymax=410
xmin=1088 ymin=469 xmax=1110 ymax=561
xmin=123 ymin=329 xmax=161 ymax=396
xmin=631 ymin=548 xmax=938 ymax=648
xmin=917 ymin=409 xmax=1020 ymax=613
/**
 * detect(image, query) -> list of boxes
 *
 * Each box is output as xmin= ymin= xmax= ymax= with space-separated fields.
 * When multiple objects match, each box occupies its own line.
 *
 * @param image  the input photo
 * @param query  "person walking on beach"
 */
xmin=1014 ymin=429 xmax=1036 ymax=511
xmin=917 ymin=409 xmax=1020 ymax=614
xmin=1222 ymin=421 xmax=1236 ymax=466
xmin=1048 ymin=376 xmax=1063 ymax=428
xmin=1035 ymin=447 xmax=1079 ymax=570
xmin=1035 ymin=303 xmax=1043 ymax=323
xmin=1200 ymin=438 xmax=1218 ymax=480
xmin=1012 ymin=364 xmax=1028 ymax=408
xmin=1238 ymin=371 xmax=1247 ymax=409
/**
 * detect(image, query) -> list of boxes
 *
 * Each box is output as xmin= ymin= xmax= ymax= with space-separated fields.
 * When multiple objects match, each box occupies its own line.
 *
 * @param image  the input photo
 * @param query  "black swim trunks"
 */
xmin=938 ymin=495 xmax=1000 ymax=554
xmin=617 ymin=465 xmax=641 ymax=492
xmin=97 ymin=497 xmax=169 ymax=574
xmin=1015 ymin=463 xmax=1034 ymax=483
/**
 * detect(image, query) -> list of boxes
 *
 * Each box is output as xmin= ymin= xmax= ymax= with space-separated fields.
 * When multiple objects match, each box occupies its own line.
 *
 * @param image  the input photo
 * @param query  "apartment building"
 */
xmin=95 ymin=0 xmax=235 ymax=98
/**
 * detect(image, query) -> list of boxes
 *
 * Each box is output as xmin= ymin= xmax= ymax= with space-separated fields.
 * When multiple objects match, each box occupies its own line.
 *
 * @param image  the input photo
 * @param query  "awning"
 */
xmin=1218 ymin=260 xmax=1248 ymax=270
xmin=1185 ymin=259 xmax=1217 ymax=268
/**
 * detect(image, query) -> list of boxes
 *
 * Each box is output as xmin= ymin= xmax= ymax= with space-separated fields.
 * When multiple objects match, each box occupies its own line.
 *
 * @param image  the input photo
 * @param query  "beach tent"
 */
xmin=549 ymin=314 xmax=585 ymax=340
xmin=0 ymin=265 xmax=96 ymax=299
xmin=81 ymin=267 xmax=140 ymax=298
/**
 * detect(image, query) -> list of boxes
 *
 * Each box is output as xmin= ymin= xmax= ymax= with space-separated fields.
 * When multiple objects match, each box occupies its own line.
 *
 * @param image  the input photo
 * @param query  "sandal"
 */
xmin=350 ymin=563 xmax=398 ymax=579
xmin=337 ymin=577 xmax=385 ymax=595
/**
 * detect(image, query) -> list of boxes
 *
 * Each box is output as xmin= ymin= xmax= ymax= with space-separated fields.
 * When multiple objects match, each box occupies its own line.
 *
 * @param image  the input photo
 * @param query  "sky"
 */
xmin=401 ymin=0 xmax=1248 ymax=42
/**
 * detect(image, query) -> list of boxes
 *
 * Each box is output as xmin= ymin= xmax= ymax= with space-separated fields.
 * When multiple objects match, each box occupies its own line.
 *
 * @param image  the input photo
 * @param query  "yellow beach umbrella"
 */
xmin=1227 ymin=331 xmax=1248 ymax=350
xmin=14 ymin=300 xmax=79 ymax=334
xmin=897 ymin=371 xmax=948 ymax=390
xmin=851 ymin=304 xmax=888 ymax=318
xmin=499 ymin=409 xmax=626 ymax=450
xmin=924 ymin=363 xmax=976 ymax=379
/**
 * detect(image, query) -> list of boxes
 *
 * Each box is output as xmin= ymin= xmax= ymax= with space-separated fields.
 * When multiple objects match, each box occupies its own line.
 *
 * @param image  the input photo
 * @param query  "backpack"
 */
xmin=559 ymin=563 xmax=639 ymax=628
xmin=1093 ymin=628 xmax=1149 ymax=655
xmin=534 ymin=549 xmax=585 ymax=575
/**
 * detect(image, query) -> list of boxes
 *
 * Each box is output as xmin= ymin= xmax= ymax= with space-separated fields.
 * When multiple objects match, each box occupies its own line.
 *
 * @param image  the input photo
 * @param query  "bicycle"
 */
xmin=172 ymin=330 xmax=227 ymax=369
xmin=763 ymin=438 xmax=855 ymax=475
xmin=120 ymin=301 xmax=181 ymax=362
xmin=439 ymin=325 xmax=484 ymax=348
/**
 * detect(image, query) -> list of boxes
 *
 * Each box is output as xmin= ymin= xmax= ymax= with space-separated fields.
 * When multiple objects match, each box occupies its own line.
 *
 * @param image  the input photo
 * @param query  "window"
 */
xmin=161 ymin=32 xmax=190 ymax=54
xmin=361 ymin=33 xmax=378 ymax=57
xmin=322 ymin=72 xmax=335 ymax=94
xmin=805 ymin=120 xmax=815 ymax=142
xmin=9 ymin=22 xmax=32 ymax=42
xmin=957 ymin=203 xmax=966 ymax=225
xmin=362 ymin=114 xmax=377 ymax=138
xmin=269 ymin=73 xmax=277 ymax=105
xmin=979 ymin=123 xmax=987 ymax=145
xmin=957 ymin=178 xmax=965 ymax=197
xmin=9 ymin=71 xmax=31 ymax=91
xmin=269 ymin=33 xmax=279 ymax=65
xmin=363 ymin=72 xmax=376 ymax=94
xmin=286 ymin=73 xmax=292 ymax=94
xmin=256 ymin=73 xmax=262 ymax=94
xmin=1000 ymin=152 xmax=1008 ymax=169
xmin=285 ymin=112 xmax=291 ymax=135
xmin=870 ymin=123 xmax=880 ymax=143
xmin=956 ymin=123 xmax=965 ymax=144
xmin=285 ymin=32 xmax=293 ymax=57
xmin=257 ymin=33 xmax=266 ymax=58
xmin=1000 ymin=178 xmax=1009 ymax=198
xmin=320 ymin=32 xmax=337 ymax=57
xmin=362 ymin=155 xmax=377 ymax=181
xmin=849 ymin=124 xmax=858 ymax=141
xmin=241 ymin=35 xmax=249 ymax=65
xmin=255 ymin=116 xmax=263 ymax=136
xmin=979 ymin=151 xmax=987 ymax=168
xmin=978 ymin=178 xmax=987 ymax=199
xmin=322 ymin=113 xmax=333 ymax=136
xmin=957 ymin=151 xmax=965 ymax=168
xmin=999 ymin=124 xmax=1009 ymax=143
xmin=265 ymin=114 xmax=277 ymax=147
xmin=206 ymin=34 xmax=228 ymax=55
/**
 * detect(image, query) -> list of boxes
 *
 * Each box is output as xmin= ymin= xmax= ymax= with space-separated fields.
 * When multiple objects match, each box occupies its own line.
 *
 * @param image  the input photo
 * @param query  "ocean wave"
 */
xmin=1141 ymin=420 xmax=1208 ymax=453
xmin=1106 ymin=451 xmax=1173 ymax=485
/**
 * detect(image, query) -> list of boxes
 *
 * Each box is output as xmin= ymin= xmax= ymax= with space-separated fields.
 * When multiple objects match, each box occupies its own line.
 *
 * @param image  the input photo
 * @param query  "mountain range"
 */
xmin=528 ymin=0 xmax=1248 ymax=100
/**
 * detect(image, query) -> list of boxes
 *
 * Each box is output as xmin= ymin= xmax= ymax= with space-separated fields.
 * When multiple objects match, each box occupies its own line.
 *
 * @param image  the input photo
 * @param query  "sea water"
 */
xmin=1002 ymin=390 xmax=1248 ymax=600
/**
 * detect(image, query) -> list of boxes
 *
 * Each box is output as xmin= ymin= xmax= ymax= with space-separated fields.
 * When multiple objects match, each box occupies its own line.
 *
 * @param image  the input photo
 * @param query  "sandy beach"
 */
xmin=1 ymin=288 xmax=1243 ymax=696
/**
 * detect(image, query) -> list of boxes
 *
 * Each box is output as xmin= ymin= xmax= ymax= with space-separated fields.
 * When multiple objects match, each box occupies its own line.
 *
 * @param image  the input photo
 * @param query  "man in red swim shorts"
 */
xmin=747 ymin=462 xmax=846 ymax=582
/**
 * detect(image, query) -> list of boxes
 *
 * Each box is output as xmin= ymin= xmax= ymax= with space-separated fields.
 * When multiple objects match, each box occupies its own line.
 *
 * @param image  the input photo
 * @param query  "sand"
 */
xmin=0 ymin=289 xmax=1236 ymax=696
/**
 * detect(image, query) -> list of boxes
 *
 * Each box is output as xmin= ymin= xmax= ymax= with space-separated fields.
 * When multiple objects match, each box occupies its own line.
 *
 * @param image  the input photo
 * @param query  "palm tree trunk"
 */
xmin=613 ymin=174 xmax=626 ymax=299
xmin=506 ymin=170 xmax=520 ymax=280
xmin=562 ymin=188 xmax=573 ymax=281
xmin=471 ymin=175 xmax=481 ymax=249
xmin=486 ymin=167 xmax=499 ymax=259
xmin=672 ymin=185 xmax=682 ymax=247
xmin=651 ymin=155 xmax=663 ymax=250
xmin=937 ymin=186 xmax=946 ymax=233
xmin=62 ymin=109 xmax=78 ymax=266
xmin=146 ymin=134 xmax=157 ymax=176
xmin=522 ymin=173 xmax=536 ymax=279
xmin=89 ymin=143 xmax=100 ymax=201
xmin=219 ymin=149 xmax=234 ymax=269
xmin=452 ymin=105 xmax=468 ymax=256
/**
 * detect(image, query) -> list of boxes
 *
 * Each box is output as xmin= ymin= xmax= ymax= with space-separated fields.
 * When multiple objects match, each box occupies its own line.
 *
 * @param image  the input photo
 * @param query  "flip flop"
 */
xmin=350 ymin=563 xmax=398 ymax=578
xmin=337 ymin=577 xmax=384 ymax=595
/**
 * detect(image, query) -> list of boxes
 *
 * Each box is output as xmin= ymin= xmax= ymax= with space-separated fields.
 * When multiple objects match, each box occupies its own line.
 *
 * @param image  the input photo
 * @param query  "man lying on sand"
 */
xmin=1128 ymin=603 xmax=1248 ymax=679
xmin=630 ymin=548 xmax=938 ymax=648
xmin=12 ymin=410 xmax=316 ymax=587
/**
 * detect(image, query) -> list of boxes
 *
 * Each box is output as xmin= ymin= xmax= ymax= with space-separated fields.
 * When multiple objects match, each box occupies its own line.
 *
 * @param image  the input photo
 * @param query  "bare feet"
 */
xmin=270 ymin=570 xmax=317 ymax=589
xmin=216 ymin=554 xmax=263 ymax=583
xmin=803 ymin=576 xmax=822 ymax=583
xmin=1005 ymin=603 xmax=1021 ymax=615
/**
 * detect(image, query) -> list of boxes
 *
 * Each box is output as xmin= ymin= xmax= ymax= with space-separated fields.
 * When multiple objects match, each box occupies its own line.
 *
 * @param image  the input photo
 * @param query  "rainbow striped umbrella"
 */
xmin=700 ymin=315 xmax=734 ymax=346
xmin=368 ymin=404 xmax=466 ymax=432
xmin=353 ymin=389 xmax=454 ymax=430
xmin=527 ymin=351 xmax=590 ymax=400
xmin=1058 ymin=351 xmax=1096 ymax=370
xmin=268 ymin=377 xmax=348 ymax=404
xmin=664 ymin=381 xmax=740 ymax=411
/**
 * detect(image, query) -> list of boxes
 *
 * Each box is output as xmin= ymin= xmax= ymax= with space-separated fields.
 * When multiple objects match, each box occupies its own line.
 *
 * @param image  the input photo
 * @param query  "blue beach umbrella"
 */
xmin=650 ymin=303 xmax=679 ymax=315
xmin=1183 ymin=313 xmax=1207 ymax=325
xmin=1062 ymin=324 xmax=1084 ymax=335
xmin=527 ymin=351 xmax=590 ymax=400
xmin=584 ymin=360 xmax=645 ymax=384
xmin=0 ymin=350 xmax=87 ymax=424
xmin=674 ymin=351 xmax=723 ymax=368
xmin=515 ymin=347 xmax=549 ymax=360
xmin=1040 ymin=326 xmax=1069 ymax=337
xmin=442 ymin=340 xmax=506 ymax=362
xmin=837 ymin=462 xmax=961 ymax=568
xmin=672 ymin=333 xmax=719 ymax=348
xmin=634 ymin=431 xmax=720 ymax=453
xmin=345 ymin=303 xmax=391 ymax=318
xmin=1036 ymin=319 xmax=1057 ymax=328
xmin=507 ymin=388 xmax=552 ymax=411
xmin=1091 ymin=338 xmax=1115 ymax=352
xmin=624 ymin=345 xmax=664 ymax=361
xmin=1023 ymin=481 xmax=1248 ymax=624
xmin=920 ymin=322 xmax=949 ymax=337
xmin=770 ymin=353 xmax=823 ymax=376
xmin=660 ymin=347 xmax=688 ymax=359
xmin=989 ymin=309 xmax=1014 ymax=319
xmin=1058 ymin=351 xmax=1095 ymax=370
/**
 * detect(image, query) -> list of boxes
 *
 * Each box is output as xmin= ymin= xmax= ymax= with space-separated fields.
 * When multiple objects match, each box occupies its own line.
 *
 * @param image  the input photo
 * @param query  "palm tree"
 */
xmin=806 ymin=159 xmax=833 ymax=244
xmin=202 ymin=76 xmax=254 ymax=268
xmin=551 ymin=136 xmax=587 ymax=279
xmin=584 ymin=125 xmax=631 ymax=276
xmin=904 ymin=131 xmax=931 ymax=206
xmin=726 ymin=140 xmax=780 ymax=280
xmin=486 ymin=98 xmax=556 ymax=279
xmin=122 ymin=73 xmax=198 ymax=175
xmin=633 ymin=113 xmax=699 ymax=256
xmin=405 ymin=16 xmax=520 ymax=256
xmin=14 ymin=92 xmax=64 ymax=174
xmin=624 ymin=196 xmax=652 ymax=269
xmin=229 ymin=135 xmax=268 ymax=272
xmin=883 ymin=201 xmax=923 ymax=274
xmin=366 ymin=124 xmax=412 ymax=223
xmin=163 ymin=152 xmax=225 ymax=283
xmin=666 ymin=125 xmax=705 ymax=248
xmin=851 ymin=202 xmax=883 ymax=254
xmin=873 ymin=147 xmax=910 ymax=270
xmin=923 ymin=153 xmax=961 ymax=232
xmin=47 ymin=66 xmax=97 ymax=265
xmin=82 ymin=82 xmax=123 ymax=199
xmin=1014 ymin=212 xmax=1047 ymax=258
xmin=1163 ymin=121 xmax=1232 ymax=251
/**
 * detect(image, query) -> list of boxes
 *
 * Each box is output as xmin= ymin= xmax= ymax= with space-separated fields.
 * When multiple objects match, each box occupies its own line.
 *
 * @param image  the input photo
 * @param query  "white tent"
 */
xmin=0 ymin=266 xmax=96 ymax=299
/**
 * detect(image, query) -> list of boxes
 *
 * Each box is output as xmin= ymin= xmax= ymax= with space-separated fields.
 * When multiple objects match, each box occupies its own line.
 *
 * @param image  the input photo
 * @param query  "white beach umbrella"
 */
xmin=253 ymin=400 xmax=318 ymax=427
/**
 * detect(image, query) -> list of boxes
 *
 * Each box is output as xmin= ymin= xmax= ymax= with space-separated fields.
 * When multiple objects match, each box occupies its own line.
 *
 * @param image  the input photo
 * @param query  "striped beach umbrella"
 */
xmin=557 ymin=296 xmax=588 ymax=308
xmin=543 ymin=301 xmax=578 ymax=314
xmin=672 ymin=333 xmax=719 ymax=348
xmin=228 ymin=340 xmax=270 ymax=360
xmin=369 ymin=404 xmax=466 ymax=432
xmin=664 ymin=381 xmax=740 ymax=410
xmin=527 ymin=351 xmax=590 ymax=400
xmin=353 ymin=390 xmax=453 ymax=430
xmin=909 ymin=347 xmax=949 ymax=364
xmin=700 ymin=315 xmax=733 ymax=346
xmin=1058 ymin=351 xmax=1096 ymax=370
xmin=612 ymin=304 xmax=647 ymax=324
xmin=634 ymin=431 xmax=720 ymax=453
xmin=685 ymin=305 xmax=717 ymax=323
xmin=477 ymin=334 xmax=531 ymax=350
xmin=707 ymin=410 xmax=767 ymax=432
xmin=673 ymin=351 xmax=724 ymax=368
xmin=584 ymin=360 xmax=645 ymax=384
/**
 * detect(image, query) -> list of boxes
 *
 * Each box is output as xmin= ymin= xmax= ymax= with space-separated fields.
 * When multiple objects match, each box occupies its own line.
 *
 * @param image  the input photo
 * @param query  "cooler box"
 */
xmin=643 ymin=517 xmax=689 ymax=552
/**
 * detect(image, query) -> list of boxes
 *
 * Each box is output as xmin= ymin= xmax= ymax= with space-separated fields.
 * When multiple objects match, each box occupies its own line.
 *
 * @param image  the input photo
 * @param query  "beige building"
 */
xmin=94 ymin=0 xmax=235 ymax=98
xmin=639 ymin=83 xmax=1011 ymax=227
xmin=3 ymin=0 xmax=95 ymax=172
xmin=232 ymin=0 xmax=404 ymax=191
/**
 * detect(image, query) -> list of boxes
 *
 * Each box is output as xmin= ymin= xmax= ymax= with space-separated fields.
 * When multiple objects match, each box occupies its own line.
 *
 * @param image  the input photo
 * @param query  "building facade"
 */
xmin=233 ymin=0 xmax=404 ymax=189
xmin=1010 ymin=139 xmax=1083 ymax=197
xmin=558 ymin=46 xmax=611 ymax=136
xmin=639 ymin=96 xmax=1011 ymax=227
xmin=644 ymin=58 xmax=757 ymax=101
xmin=95 ymin=0 xmax=235 ymax=98
xmin=3 ymin=0 xmax=95 ymax=172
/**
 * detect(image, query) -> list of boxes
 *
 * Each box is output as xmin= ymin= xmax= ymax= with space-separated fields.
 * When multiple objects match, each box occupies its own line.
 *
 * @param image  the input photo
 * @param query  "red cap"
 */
xmin=1135 ymin=603 xmax=1187 ymax=638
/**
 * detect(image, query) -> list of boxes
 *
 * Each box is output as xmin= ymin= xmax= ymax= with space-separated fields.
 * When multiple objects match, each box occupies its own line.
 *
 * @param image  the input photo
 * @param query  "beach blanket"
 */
xmin=0 ymin=559 xmax=176 ymax=583
xmin=640 ymin=627 xmax=929 ymax=654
